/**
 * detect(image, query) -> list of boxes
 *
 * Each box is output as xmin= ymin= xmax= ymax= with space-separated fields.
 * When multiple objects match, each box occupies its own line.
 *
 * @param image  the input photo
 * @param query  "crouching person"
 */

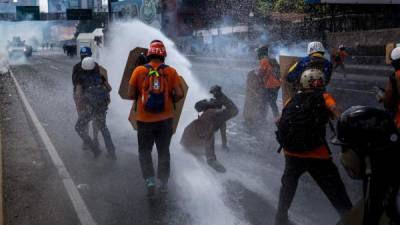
xmin=180 ymin=85 xmax=238 ymax=173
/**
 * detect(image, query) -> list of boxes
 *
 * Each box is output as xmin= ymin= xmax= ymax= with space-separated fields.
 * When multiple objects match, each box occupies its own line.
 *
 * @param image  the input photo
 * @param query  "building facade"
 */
xmin=161 ymin=0 xmax=256 ymax=38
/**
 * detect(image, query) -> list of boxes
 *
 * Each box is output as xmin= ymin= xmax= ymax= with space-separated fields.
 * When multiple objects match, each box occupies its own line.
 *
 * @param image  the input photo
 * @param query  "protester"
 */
xmin=127 ymin=40 xmax=184 ymax=196
xmin=244 ymin=45 xmax=280 ymax=125
xmin=288 ymin=41 xmax=333 ymax=87
xmin=275 ymin=69 xmax=352 ymax=225
xmin=333 ymin=45 xmax=350 ymax=79
xmin=181 ymin=85 xmax=238 ymax=173
xmin=379 ymin=46 xmax=400 ymax=130
xmin=73 ymin=56 xmax=115 ymax=159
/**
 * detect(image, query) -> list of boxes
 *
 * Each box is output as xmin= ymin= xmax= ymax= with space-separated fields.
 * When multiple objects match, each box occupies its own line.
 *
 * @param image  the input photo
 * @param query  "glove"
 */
xmin=209 ymin=85 xmax=222 ymax=97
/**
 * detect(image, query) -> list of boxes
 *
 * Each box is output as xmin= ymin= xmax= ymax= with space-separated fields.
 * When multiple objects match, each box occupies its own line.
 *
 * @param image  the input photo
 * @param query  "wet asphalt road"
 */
xmin=1 ymin=52 xmax=387 ymax=225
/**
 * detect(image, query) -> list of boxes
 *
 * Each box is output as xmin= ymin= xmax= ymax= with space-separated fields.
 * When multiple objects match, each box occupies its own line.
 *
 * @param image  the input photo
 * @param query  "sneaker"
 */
xmin=274 ymin=214 xmax=295 ymax=225
xmin=107 ymin=151 xmax=117 ymax=160
xmin=207 ymin=159 xmax=226 ymax=173
xmin=92 ymin=148 xmax=102 ymax=159
xmin=222 ymin=145 xmax=230 ymax=151
xmin=159 ymin=180 xmax=168 ymax=193
xmin=93 ymin=139 xmax=99 ymax=148
xmin=82 ymin=143 xmax=89 ymax=151
xmin=145 ymin=177 xmax=156 ymax=197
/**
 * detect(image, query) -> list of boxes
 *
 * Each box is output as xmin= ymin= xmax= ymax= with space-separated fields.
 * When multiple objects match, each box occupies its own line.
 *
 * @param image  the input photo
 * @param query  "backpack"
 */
xmin=141 ymin=64 xmax=169 ymax=113
xmin=305 ymin=56 xmax=327 ymax=72
xmin=276 ymin=91 xmax=330 ymax=152
xmin=81 ymin=66 xmax=109 ymax=108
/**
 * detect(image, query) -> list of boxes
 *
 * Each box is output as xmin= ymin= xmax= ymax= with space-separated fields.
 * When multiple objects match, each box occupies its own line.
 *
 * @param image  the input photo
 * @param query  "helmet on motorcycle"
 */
xmin=334 ymin=106 xmax=399 ymax=150
xmin=333 ymin=106 xmax=400 ymax=179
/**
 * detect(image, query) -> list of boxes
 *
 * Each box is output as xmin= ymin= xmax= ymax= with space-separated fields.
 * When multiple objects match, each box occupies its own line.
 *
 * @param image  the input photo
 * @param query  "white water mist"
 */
xmin=99 ymin=20 xmax=248 ymax=225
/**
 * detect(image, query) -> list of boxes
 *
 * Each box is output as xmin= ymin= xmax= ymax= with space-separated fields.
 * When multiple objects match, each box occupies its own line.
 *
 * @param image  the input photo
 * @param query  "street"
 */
xmin=0 ymin=51 xmax=387 ymax=225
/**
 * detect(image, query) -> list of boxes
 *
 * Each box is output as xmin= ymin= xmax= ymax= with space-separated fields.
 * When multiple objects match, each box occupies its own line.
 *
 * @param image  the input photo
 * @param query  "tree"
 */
xmin=256 ymin=0 xmax=306 ymax=14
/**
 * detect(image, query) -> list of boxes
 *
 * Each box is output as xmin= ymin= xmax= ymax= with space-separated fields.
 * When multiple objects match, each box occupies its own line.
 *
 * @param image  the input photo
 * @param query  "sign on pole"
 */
xmin=66 ymin=9 xmax=93 ymax=20
xmin=16 ymin=6 xmax=40 ymax=20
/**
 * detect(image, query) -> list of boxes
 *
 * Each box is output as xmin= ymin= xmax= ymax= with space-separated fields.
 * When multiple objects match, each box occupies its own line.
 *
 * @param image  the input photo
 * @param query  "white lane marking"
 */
xmin=0 ymin=118 xmax=3 ymax=225
xmin=50 ymin=65 xmax=59 ymax=71
xmin=9 ymin=69 xmax=97 ymax=225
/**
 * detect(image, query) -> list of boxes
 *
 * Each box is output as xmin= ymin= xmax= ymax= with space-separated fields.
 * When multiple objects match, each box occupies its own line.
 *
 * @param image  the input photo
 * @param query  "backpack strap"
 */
xmin=144 ymin=64 xmax=153 ymax=70
xmin=156 ymin=64 xmax=169 ymax=76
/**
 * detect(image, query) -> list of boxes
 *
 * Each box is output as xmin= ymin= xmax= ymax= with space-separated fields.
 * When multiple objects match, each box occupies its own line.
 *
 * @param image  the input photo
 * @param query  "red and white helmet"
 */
xmin=147 ymin=40 xmax=167 ymax=57
xmin=300 ymin=69 xmax=325 ymax=90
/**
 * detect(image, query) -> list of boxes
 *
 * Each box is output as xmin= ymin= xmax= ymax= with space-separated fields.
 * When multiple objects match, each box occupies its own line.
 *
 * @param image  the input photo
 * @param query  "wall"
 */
xmin=327 ymin=28 xmax=400 ymax=56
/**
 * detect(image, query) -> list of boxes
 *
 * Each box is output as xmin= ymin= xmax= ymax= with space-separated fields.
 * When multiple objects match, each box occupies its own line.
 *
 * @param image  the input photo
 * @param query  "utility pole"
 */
xmin=107 ymin=0 xmax=112 ymax=22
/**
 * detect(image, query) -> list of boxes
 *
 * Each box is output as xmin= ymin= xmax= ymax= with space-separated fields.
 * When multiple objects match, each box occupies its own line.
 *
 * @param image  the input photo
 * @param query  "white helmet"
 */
xmin=300 ymin=69 xmax=325 ymax=89
xmin=307 ymin=41 xmax=325 ymax=55
xmin=391 ymin=47 xmax=400 ymax=61
xmin=339 ymin=44 xmax=345 ymax=49
xmin=81 ymin=57 xmax=96 ymax=71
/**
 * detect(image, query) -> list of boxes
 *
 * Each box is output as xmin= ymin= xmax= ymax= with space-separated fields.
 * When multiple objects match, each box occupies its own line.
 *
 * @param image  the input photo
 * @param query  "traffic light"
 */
xmin=66 ymin=9 xmax=93 ymax=20
xmin=16 ymin=6 xmax=40 ymax=21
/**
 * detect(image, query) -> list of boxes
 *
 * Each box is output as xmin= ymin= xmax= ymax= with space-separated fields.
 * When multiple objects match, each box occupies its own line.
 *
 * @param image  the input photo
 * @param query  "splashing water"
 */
xmin=99 ymin=20 xmax=248 ymax=225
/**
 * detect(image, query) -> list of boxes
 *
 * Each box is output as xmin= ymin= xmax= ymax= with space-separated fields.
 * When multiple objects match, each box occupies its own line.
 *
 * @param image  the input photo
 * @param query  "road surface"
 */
xmin=0 ymin=52 xmax=386 ymax=225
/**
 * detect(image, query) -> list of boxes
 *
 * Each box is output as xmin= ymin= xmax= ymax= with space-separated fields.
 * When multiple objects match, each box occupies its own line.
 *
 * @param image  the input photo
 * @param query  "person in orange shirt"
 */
xmin=261 ymin=57 xmax=281 ymax=118
xmin=333 ymin=45 xmax=350 ymax=79
xmin=274 ymin=69 xmax=352 ymax=225
xmin=127 ymin=40 xmax=184 ymax=196
xmin=244 ymin=45 xmax=280 ymax=126
xmin=380 ymin=46 xmax=400 ymax=130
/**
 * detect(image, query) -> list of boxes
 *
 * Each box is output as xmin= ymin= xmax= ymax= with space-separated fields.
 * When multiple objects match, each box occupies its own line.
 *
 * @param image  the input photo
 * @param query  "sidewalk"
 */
xmin=0 ymin=70 xmax=79 ymax=225
xmin=0 ymin=70 xmax=7 ymax=225
xmin=0 ymin=112 xmax=3 ymax=225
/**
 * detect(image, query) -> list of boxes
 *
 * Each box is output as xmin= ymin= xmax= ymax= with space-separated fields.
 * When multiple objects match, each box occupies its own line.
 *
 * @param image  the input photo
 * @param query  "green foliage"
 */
xmin=256 ymin=0 xmax=306 ymax=14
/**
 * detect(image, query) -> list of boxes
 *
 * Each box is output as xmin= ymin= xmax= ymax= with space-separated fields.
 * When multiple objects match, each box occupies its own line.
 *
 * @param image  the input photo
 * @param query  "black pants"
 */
xmin=276 ymin=156 xmax=353 ymax=219
xmin=264 ymin=88 xmax=279 ymax=118
xmin=75 ymin=104 xmax=115 ymax=153
xmin=137 ymin=119 xmax=173 ymax=181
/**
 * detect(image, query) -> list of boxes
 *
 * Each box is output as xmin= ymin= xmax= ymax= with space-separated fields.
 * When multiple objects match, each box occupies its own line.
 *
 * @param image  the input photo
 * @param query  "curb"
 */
xmin=0 ymin=71 xmax=5 ymax=225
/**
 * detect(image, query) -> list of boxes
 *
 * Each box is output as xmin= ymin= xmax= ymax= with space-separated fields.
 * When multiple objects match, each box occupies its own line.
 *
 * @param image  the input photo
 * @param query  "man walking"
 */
xmin=127 ymin=40 xmax=184 ymax=196
xmin=72 ymin=47 xmax=112 ymax=151
xmin=73 ymin=56 xmax=116 ymax=159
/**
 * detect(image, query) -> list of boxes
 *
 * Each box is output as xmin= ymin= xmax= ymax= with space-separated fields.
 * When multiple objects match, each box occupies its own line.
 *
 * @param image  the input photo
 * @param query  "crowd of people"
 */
xmin=71 ymin=39 xmax=400 ymax=225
